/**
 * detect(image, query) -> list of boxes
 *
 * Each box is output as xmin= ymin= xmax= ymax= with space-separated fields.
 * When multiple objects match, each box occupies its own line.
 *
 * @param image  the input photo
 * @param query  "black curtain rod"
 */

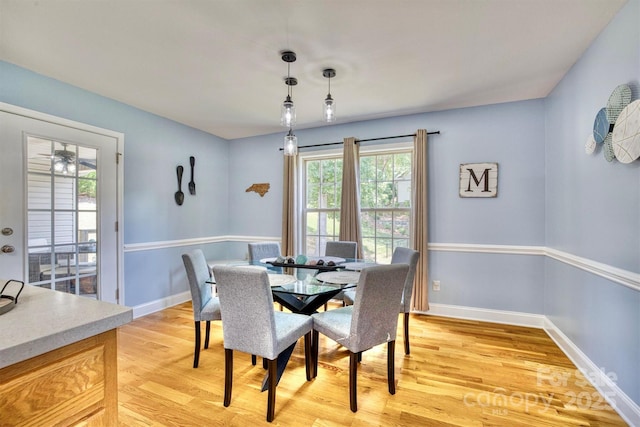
xmin=278 ymin=131 xmax=440 ymax=151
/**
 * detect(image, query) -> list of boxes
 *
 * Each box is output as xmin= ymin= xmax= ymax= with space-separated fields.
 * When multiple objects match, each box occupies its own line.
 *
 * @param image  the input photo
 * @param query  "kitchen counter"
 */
xmin=0 ymin=282 xmax=132 ymax=368
xmin=0 ymin=281 xmax=132 ymax=425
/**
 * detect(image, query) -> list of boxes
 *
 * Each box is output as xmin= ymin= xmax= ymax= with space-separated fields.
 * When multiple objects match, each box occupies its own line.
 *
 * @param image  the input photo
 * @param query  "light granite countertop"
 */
xmin=0 ymin=282 xmax=132 ymax=369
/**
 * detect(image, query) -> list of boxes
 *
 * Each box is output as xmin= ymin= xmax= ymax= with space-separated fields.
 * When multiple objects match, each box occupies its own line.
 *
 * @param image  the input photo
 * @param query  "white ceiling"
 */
xmin=0 ymin=0 xmax=626 ymax=140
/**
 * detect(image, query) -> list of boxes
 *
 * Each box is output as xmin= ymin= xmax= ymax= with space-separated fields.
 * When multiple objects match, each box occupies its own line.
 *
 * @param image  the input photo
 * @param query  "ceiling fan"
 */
xmin=52 ymin=144 xmax=76 ymax=174
xmin=32 ymin=140 xmax=96 ymax=173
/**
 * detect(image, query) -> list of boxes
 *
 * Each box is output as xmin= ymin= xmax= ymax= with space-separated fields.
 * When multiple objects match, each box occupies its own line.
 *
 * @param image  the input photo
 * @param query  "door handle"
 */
xmin=1 ymin=245 xmax=15 ymax=254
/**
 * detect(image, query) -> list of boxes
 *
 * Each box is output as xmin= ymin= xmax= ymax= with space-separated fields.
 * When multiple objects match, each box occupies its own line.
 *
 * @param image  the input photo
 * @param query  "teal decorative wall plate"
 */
xmin=606 ymin=84 xmax=632 ymax=124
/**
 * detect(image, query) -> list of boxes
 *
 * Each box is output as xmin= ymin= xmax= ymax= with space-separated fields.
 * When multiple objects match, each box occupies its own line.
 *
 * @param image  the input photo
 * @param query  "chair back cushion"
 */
xmin=182 ymin=250 xmax=212 ymax=319
xmin=350 ymin=264 xmax=409 ymax=352
xmin=248 ymin=242 xmax=281 ymax=261
xmin=325 ymin=241 xmax=357 ymax=259
xmin=212 ymin=266 xmax=278 ymax=357
xmin=391 ymin=247 xmax=420 ymax=312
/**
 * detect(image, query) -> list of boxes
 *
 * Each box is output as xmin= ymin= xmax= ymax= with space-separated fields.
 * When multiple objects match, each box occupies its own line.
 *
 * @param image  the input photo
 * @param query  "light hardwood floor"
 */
xmin=117 ymin=302 xmax=628 ymax=426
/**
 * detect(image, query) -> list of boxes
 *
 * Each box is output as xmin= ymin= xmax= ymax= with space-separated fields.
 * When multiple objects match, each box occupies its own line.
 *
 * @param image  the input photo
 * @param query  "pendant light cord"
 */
xmin=287 ymin=62 xmax=292 ymax=98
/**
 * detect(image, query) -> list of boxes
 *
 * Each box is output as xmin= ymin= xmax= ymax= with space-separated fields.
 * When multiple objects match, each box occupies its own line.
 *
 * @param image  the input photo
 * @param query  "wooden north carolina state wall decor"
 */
xmin=246 ymin=183 xmax=270 ymax=197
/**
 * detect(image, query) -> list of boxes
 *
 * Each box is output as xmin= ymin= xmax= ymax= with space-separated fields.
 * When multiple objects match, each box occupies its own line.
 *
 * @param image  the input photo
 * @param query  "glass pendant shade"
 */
xmin=322 ymin=68 xmax=336 ymax=123
xmin=281 ymin=95 xmax=296 ymax=127
xmin=283 ymin=130 xmax=298 ymax=156
xmin=323 ymin=94 xmax=336 ymax=122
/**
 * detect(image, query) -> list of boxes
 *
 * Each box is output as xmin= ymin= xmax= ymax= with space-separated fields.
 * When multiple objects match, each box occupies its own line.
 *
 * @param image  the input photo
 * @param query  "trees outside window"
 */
xmin=303 ymin=147 xmax=411 ymax=263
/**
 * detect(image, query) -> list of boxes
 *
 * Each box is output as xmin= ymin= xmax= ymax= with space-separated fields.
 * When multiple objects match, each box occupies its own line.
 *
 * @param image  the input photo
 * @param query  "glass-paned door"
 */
xmin=0 ymin=106 xmax=121 ymax=304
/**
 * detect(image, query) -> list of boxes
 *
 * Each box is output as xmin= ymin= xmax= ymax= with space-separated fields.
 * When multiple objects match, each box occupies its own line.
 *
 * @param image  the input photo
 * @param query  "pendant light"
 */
xmin=280 ymin=51 xmax=297 ymax=127
xmin=323 ymin=68 xmax=336 ymax=122
xmin=283 ymin=127 xmax=298 ymax=156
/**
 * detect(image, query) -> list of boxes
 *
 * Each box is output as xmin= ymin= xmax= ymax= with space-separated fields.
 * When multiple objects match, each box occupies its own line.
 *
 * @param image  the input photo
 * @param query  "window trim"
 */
xmin=297 ymin=140 xmax=413 ymax=256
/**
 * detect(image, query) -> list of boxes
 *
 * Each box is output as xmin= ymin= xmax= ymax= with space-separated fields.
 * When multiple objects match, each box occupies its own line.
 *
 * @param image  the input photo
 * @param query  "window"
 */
xmin=27 ymin=137 xmax=98 ymax=298
xmin=304 ymin=157 xmax=343 ymax=256
xmin=302 ymin=144 xmax=412 ymax=264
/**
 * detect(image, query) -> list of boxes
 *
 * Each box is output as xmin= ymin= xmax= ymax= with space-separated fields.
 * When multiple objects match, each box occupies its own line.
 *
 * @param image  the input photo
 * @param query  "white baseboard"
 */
xmin=131 ymin=291 xmax=191 ymax=319
xmin=543 ymin=318 xmax=640 ymax=427
xmin=422 ymin=303 xmax=546 ymax=328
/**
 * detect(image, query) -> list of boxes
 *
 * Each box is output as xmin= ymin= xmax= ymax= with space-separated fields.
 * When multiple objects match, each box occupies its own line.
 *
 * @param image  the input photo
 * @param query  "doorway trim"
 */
xmin=0 ymin=102 xmax=125 ymax=305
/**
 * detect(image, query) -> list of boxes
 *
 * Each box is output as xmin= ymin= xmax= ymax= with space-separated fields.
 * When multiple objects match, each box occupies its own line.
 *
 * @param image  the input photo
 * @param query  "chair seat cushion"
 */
xmin=198 ymin=296 xmax=222 ymax=322
xmin=271 ymin=311 xmax=313 ymax=358
xmin=311 ymin=306 xmax=354 ymax=349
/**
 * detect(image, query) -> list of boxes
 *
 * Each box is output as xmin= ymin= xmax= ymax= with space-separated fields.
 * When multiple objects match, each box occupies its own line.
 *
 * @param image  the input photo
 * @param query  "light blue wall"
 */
xmin=429 ymin=251 xmax=545 ymax=313
xmin=0 ymin=61 xmax=231 ymax=306
xmin=544 ymin=0 xmax=640 ymax=406
xmin=229 ymin=99 xmax=547 ymax=314
xmin=229 ymin=100 xmax=547 ymax=246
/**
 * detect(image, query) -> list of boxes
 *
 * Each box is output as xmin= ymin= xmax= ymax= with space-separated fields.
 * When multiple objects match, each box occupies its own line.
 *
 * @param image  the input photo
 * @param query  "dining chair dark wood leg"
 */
xmin=357 ymin=351 xmax=362 ymax=363
xmin=223 ymin=349 xmax=233 ymax=407
xmin=403 ymin=312 xmax=410 ymax=355
xmin=193 ymin=321 xmax=201 ymax=368
xmin=304 ymin=332 xmax=312 ymax=381
xmin=387 ymin=340 xmax=396 ymax=395
xmin=312 ymin=330 xmax=319 ymax=378
xmin=251 ymin=354 xmax=257 ymax=365
xmin=204 ymin=320 xmax=211 ymax=349
xmin=349 ymin=351 xmax=359 ymax=412
xmin=266 ymin=358 xmax=277 ymax=422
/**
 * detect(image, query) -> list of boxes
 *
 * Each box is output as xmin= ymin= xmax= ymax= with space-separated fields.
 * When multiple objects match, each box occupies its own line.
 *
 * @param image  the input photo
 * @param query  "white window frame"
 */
xmin=297 ymin=140 xmax=413 ymax=259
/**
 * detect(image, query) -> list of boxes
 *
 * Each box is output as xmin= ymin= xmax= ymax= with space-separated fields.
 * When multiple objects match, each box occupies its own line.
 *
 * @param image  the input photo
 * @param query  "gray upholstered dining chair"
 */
xmin=248 ymin=241 xmax=281 ymax=261
xmin=325 ymin=240 xmax=357 ymax=259
xmin=343 ymin=247 xmax=419 ymax=355
xmin=182 ymin=249 xmax=222 ymax=368
xmin=322 ymin=240 xmax=358 ymax=309
xmin=212 ymin=265 xmax=313 ymax=423
xmin=248 ymin=241 xmax=282 ymax=273
xmin=311 ymin=264 xmax=409 ymax=412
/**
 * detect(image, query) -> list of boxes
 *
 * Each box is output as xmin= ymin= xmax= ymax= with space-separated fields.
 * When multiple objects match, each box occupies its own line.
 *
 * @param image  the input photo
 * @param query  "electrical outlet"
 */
xmin=433 ymin=280 xmax=441 ymax=291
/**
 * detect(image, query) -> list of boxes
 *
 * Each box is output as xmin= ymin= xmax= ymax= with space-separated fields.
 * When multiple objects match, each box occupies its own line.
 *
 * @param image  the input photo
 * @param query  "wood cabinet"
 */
xmin=0 ymin=329 xmax=118 ymax=426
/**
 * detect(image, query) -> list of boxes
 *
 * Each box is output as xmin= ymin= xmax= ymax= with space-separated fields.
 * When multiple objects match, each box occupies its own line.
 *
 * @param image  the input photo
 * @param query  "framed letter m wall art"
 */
xmin=459 ymin=163 xmax=498 ymax=198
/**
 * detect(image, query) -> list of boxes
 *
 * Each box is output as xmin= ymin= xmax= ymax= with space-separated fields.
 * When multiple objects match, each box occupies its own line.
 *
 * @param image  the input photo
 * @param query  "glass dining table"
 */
xmin=270 ymin=275 xmax=355 ymax=315
xmin=216 ymin=258 xmax=363 ymax=315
